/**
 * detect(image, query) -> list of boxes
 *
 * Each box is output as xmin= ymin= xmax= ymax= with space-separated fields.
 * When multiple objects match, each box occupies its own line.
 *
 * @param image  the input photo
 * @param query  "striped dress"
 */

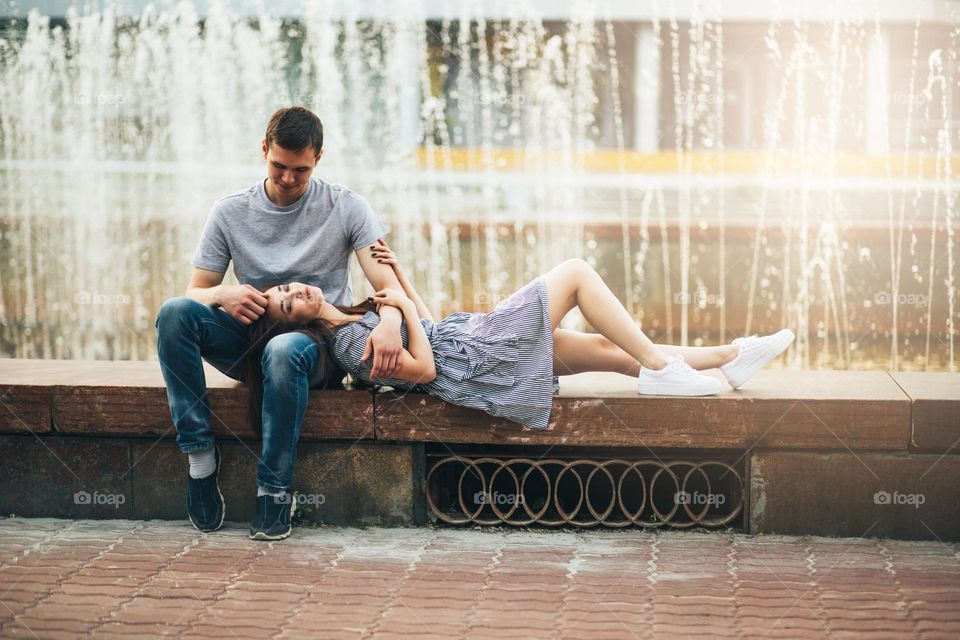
xmin=329 ymin=277 xmax=559 ymax=430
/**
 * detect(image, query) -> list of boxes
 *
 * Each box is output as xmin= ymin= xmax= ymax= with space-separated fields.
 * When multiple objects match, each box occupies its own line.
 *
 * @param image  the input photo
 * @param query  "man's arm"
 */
xmin=370 ymin=240 xmax=433 ymax=320
xmin=186 ymin=267 xmax=268 ymax=326
xmin=356 ymin=244 xmax=406 ymax=379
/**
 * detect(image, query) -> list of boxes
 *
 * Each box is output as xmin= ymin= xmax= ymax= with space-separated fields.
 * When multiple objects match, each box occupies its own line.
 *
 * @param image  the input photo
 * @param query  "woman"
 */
xmin=249 ymin=242 xmax=794 ymax=431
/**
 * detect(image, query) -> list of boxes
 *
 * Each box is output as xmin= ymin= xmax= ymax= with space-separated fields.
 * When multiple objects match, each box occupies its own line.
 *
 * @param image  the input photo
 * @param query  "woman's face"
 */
xmin=264 ymin=283 xmax=324 ymax=325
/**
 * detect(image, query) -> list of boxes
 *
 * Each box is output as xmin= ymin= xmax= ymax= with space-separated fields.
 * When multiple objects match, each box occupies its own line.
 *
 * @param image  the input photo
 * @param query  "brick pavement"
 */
xmin=0 ymin=518 xmax=958 ymax=639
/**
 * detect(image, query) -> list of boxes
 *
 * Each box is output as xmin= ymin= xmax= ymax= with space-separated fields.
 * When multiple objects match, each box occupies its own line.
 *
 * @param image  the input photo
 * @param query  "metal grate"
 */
xmin=425 ymin=455 xmax=745 ymax=529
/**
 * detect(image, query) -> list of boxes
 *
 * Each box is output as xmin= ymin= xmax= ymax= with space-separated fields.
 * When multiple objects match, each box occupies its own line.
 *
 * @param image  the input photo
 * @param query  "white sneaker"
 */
xmin=720 ymin=329 xmax=796 ymax=389
xmin=637 ymin=354 xmax=723 ymax=396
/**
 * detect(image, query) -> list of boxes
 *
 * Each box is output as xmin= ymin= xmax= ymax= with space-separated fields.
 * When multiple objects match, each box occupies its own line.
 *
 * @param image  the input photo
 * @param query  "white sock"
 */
xmin=188 ymin=448 xmax=216 ymax=479
xmin=257 ymin=486 xmax=285 ymax=498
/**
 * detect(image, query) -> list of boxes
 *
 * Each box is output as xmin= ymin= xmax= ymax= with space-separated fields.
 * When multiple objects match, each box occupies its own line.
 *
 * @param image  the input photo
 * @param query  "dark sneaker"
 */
xmin=249 ymin=491 xmax=296 ymax=541
xmin=186 ymin=445 xmax=225 ymax=532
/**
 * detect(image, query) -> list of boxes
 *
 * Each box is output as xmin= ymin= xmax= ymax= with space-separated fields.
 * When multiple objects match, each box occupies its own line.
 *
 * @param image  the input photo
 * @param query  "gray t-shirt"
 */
xmin=191 ymin=177 xmax=387 ymax=306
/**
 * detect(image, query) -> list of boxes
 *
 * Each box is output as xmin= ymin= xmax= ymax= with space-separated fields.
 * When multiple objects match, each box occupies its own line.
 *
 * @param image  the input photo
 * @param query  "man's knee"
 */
xmin=262 ymin=333 xmax=317 ymax=373
xmin=156 ymin=296 xmax=205 ymax=332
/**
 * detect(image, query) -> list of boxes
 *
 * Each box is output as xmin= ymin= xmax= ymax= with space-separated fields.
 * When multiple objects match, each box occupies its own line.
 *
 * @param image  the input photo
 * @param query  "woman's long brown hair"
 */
xmin=244 ymin=299 xmax=376 ymax=435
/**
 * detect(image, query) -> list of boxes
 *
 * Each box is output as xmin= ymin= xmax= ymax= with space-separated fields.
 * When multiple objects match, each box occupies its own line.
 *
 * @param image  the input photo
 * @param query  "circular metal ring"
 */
xmin=649 ymin=461 xmax=685 ymax=527
xmin=686 ymin=461 xmax=744 ymax=527
xmin=458 ymin=457 xmax=507 ymax=526
xmin=426 ymin=456 xmax=483 ymax=525
xmin=515 ymin=459 xmax=552 ymax=525
xmin=554 ymin=461 xmax=587 ymax=525
xmin=487 ymin=460 xmax=522 ymax=522
xmin=534 ymin=459 xmax=573 ymax=527
xmin=584 ymin=461 xmax=620 ymax=525
xmin=679 ymin=463 xmax=714 ymax=524
xmin=617 ymin=461 xmax=651 ymax=526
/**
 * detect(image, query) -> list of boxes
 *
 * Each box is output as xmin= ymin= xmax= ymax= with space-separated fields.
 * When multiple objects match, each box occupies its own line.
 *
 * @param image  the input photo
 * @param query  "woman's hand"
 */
xmin=370 ymin=287 xmax=411 ymax=310
xmin=370 ymin=240 xmax=400 ymax=268
xmin=369 ymin=238 xmax=434 ymax=321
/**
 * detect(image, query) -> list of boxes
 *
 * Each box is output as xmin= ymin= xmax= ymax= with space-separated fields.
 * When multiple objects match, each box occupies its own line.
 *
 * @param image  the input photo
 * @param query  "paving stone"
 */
xmin=1 ymin=518 xmax=958 ymax=638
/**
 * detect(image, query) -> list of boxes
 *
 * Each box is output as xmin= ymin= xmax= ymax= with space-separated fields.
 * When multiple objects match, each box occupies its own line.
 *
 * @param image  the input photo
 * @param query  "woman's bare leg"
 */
xmin=553 ymin=330 xmax=640 ymax=376
xmin=553 ymin=329 xmax=737 ymax=376
xmin=656 ymin=344 xmax=737 ymax=370
xmin=543 ymin=259 xmax=669 ymax=370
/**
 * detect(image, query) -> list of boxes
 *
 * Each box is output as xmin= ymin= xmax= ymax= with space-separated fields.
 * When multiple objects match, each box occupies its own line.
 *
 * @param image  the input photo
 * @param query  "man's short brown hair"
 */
xmin=265 ymin=106 xmax=323 ymax=154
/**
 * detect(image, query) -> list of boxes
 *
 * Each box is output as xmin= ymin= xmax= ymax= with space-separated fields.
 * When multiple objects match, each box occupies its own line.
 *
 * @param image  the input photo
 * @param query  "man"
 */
xmin=156 ymin=106 xmax=405 ymax=540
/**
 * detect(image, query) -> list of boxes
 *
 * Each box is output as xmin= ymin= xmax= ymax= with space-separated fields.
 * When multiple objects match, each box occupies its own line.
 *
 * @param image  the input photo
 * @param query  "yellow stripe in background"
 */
xmin=416 ymin=148 xmax=957 ymax=177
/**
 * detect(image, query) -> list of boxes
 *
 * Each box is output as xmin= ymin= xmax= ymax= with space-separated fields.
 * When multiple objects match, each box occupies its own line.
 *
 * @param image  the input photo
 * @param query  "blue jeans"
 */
xmin=156 ymin=297 xmax=339 ymax=492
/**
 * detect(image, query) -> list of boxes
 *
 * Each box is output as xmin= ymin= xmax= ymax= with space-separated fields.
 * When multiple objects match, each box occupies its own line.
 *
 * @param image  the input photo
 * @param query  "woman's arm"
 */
xmin=369 ymin=241 xmax=434 ymax=321
xmin=369 ymin=287 xmax=436 ymax=383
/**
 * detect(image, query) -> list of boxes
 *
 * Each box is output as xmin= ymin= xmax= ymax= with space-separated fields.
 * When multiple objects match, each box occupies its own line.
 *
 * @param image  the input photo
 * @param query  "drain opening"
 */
xmin=425 ymin=453 xmax=745 ymax=530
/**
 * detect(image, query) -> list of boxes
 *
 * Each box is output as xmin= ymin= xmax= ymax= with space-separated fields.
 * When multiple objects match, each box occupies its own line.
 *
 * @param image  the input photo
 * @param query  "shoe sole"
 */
xmin=188 ymin=446 xmax=226 ymax=533
xmin=725 ymin=329 xmax=796 ymax=389
xmin=249 ymin=494 xmax=296 ymax=541
xmin=637 ymin=379 xmax=722 ymax=396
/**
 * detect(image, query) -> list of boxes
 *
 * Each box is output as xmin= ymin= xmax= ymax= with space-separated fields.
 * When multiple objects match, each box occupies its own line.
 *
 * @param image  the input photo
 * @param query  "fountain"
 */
xmin=0 ymin=1 xmax=956 ymax=371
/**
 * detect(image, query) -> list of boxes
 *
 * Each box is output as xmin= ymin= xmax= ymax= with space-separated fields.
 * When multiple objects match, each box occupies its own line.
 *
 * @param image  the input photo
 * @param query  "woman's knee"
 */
xmin=561 ymin=257 xmax=591 ymax=272
xmin=562 ymin=258 xmax=597 ymax=282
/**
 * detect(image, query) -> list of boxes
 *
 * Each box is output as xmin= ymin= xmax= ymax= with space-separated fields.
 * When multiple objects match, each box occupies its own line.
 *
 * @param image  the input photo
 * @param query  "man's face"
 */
xmin=262 ymin=141 xmax=322 ymax=203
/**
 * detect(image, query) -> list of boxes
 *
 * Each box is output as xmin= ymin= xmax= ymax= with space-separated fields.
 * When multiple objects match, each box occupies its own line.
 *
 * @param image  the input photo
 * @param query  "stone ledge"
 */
xmin=0 ymin=434 xmax=421 ymax=526
xmin=890 ymin=372 xmax=960 ymax=452
xmin=377 ymin=370 xmax=913 ymax=450
xmin=0 ymin=358 xmax=374 ymax=441
xmin=4 ymin=359 xmax=960 ymax=453
xmin=750 ymin=450 xmax=960 ymax=540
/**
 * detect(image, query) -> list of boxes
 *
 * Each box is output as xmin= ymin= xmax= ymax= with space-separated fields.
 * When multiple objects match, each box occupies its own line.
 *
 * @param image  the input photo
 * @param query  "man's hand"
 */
xmin=362 ymin=313 xmax=404 ymax=379
xmin=218 ymin=284 xmax=269 ymax=325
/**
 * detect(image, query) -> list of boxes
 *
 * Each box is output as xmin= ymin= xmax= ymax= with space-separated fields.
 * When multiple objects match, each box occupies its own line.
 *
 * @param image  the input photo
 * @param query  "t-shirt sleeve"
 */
xmin=190 ymin=203 xmax=231 ymax=273
xmin=331 ymin=317 xmax=416 ymax=389
xmin=339 ymin=192 xmax=388 ymax=251
xmin=331 ymin=322 xmax=371 ymax=377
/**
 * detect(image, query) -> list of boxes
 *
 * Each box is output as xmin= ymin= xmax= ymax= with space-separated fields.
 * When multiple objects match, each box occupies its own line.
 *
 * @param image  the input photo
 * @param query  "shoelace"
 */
xmin=665 ymin=355 xmax=700 ymax=378
xmin=732 ymin=334 xmax=761 ymax=348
